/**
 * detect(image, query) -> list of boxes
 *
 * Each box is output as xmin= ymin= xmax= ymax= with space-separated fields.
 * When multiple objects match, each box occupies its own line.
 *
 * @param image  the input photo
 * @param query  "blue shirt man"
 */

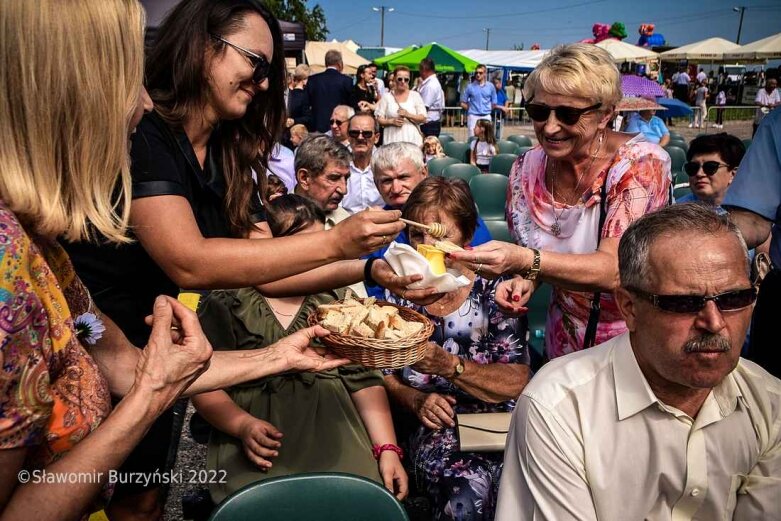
xmin=625 ymin=111 xmax=670 ymax=146
xmin=460 ymin=65 xmax=497 ymax=137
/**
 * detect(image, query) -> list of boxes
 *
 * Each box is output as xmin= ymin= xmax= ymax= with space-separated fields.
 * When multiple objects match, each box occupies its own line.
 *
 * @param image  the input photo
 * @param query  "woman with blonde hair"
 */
xmin=0 ymin=1 xmax=349 ymax=518
xmin=451 ymin=43 xmax=671 ymax=359
xmin=375 ymin=65 xmax=427 ymax=145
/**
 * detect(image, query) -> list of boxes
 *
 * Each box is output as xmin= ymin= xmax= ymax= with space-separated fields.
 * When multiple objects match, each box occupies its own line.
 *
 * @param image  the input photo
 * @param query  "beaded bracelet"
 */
xmin=372 ymin=443 xmax=404 ymax=460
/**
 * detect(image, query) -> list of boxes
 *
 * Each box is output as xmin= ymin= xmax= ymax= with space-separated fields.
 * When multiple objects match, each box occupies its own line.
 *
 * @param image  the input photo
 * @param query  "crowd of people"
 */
xmin=1 ymin=1 xmax=780 ymax=521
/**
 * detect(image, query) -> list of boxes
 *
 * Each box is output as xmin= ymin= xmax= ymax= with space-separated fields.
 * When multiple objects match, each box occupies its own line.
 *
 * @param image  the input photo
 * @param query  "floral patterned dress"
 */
xmin=385 ymin=277 xmax=529 ymax=520
xmin=507 ymin=135 xmax=671 ymax=359
xmin=0 ymin=200 xmax=111 ymax=507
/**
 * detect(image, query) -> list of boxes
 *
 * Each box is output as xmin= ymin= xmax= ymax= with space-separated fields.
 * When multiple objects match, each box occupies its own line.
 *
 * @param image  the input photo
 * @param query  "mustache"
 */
xmin=683 ymin=334 xmax=732 ymax=353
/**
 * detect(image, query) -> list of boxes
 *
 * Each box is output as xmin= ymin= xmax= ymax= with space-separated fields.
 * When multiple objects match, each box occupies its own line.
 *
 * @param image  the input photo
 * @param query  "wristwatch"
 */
xmin=523 ymin=248 xmax=541 ymax=281
xmin=452 ymin=356 xmax=465 ymax=379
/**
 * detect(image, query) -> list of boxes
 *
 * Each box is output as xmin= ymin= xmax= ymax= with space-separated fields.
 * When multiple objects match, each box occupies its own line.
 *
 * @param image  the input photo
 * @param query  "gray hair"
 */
xmin=325 ymin=49 xmax=343 ymax=67
xmin=371 ymin=142 xmax=425 ymax=176
xmin=293 ymin=63 xmax=310 ymax=82
xmin=618 ymin=203 xmax=750 ymax=290
xmin=333 ymin=104 xmax=355 ymax=120
xmin=295 ymin=135 xmax=351 ymax=177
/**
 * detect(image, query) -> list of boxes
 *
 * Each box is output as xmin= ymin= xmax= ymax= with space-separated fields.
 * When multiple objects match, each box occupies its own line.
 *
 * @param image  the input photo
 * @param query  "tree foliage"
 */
xmin=266 ymin=0 xmax=328 ymax=41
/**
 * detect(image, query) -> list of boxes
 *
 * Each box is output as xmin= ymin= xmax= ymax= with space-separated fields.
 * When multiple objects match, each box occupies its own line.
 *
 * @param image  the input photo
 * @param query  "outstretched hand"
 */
xmin=448 ymin=241 xmax=530 ymax=279
xmin=265 ymin=326 xmax=351 ymax=373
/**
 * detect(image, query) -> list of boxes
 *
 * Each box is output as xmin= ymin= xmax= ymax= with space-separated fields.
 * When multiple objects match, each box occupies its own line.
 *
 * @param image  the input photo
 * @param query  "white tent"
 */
xmin=305 ymin=41 xmax=369 ymax=75
xmin=458 ymin=49 xmax=548 ymax=71
xmin=595 ymin=39 xmax=658 ymax=64
xmin=659 ymin=37 xmax=741 ymax=61
xmin=723 ymin=32 xmax=781 ymax=60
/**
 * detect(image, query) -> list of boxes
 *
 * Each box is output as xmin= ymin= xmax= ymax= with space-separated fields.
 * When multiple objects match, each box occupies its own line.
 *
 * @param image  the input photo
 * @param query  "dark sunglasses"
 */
xmin=330 ymin=118 xmax=345 ymax=126
xmin=526 ymin=102 xmax=602 ymax=125
xmin=348 ymin=129 xmax=375 ymax=139
xmin=683 ymin=161 xmax=731 ymax=177
xmin=396 ymin=77 xmax=410 ymax=83
xmin=211 ymin=34 xmax=271 ymax=84
xmin=628 ymin=287 xmax=757 ymax=314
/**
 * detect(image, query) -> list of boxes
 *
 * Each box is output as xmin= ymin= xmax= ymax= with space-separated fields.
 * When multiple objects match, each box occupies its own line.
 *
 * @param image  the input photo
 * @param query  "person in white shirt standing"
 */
xmin=342 ymin=113 xmax=384 ymax=214
xmin=417 ymin=58 xmax=445 ymax=138
xmin=496 ymin=203 xmax=781 ymax=521
xmin=754 ymin=78 xmax=779 ymax=136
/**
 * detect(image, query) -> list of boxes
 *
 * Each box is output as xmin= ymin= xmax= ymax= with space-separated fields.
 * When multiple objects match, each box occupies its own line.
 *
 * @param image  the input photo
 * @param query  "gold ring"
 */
xmin=401 ymin=289 xmax=408 ymax=299
xmin=382 ymin=235 xmax=388 ymax=243
xmin=476 ymin=263 xmax=483 ymax=274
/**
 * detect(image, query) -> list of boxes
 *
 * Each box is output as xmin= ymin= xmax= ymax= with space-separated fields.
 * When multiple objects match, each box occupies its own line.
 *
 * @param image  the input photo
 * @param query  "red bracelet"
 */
xmin=372 ymin=444 xmax=404 ymax=460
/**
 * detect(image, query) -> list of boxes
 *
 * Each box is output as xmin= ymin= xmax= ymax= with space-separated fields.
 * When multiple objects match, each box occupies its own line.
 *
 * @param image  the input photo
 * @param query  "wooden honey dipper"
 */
xmin=399 ymin=218 xmax=446 ymax=239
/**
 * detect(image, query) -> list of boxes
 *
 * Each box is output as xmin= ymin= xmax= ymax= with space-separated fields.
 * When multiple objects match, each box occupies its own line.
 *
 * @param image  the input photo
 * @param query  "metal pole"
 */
xmin=735 ymin=6 xmax=746 ymax=44
xmin=484 ymin=28 xmax=491 ymax=50
xmin=380 ymin=6 xmax=385 ymax=47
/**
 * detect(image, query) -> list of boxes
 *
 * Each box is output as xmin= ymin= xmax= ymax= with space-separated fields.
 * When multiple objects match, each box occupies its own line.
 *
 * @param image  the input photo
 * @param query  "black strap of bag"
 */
xmin=583 ymin=175 xmax=609 ymax=349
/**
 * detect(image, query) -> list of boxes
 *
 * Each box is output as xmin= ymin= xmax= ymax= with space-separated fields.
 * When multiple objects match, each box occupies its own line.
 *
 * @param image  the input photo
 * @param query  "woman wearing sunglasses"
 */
xmin=375 ymin=66 xmax=428 ymax=146
xmin=450 ymin=44 xmax=671 ymax=360
xmin=62 ymin=0 xmax=404 ymax=518
xmin=676 ymin=133 xmax=745 ymax=211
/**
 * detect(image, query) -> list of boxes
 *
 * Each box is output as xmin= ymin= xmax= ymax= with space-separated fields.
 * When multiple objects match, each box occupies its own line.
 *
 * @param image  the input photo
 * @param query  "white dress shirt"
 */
xmin=496 ymin=332 xmax=781 ymax=521
xmin=341 ymin=158 xmax=383 ymax=214
xmin=417 ymin=74 xmax=445 ymax=123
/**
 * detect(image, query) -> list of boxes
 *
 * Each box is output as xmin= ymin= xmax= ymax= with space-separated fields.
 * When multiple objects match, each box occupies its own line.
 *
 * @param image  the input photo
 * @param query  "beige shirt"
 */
xmin=325 ymin=206 xmax=367 ymax=298
xmin=496 ymin=332 xmax=781 ymax=521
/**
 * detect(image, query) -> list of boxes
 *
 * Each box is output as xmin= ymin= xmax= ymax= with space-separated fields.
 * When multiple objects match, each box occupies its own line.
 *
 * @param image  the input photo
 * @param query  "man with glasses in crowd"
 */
xmin=417 ymin=58 xmax=444 ymax=138
xmin=326 ymin=104 xmax=354 ymax=148
xmin=342 ymin=113 xmax=383 ymax=213
xmin=460 ymin=64 xmax=497 ymax=137
xmin=496 ymin=204 xmax=781 ymax=521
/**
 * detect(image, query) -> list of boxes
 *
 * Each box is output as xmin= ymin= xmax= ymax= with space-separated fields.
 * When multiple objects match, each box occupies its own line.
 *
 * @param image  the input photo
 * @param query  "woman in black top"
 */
xmin=64 ymin=0 xmax=407 ymax=519
xmin=352 ymin=64 xmax=379 ymax=113
xmin=286 ymin=63 xmax=312 ymax=130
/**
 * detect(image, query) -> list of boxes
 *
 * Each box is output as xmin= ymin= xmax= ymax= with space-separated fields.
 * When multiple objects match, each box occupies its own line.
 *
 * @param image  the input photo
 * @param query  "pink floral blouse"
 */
xmin=507 ymin=135 xmax=671 ymax=359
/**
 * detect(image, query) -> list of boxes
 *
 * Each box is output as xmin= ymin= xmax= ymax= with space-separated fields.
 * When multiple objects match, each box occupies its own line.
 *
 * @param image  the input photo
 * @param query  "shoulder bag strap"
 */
xmin=583 ymin=174 xmax=609 ymax=349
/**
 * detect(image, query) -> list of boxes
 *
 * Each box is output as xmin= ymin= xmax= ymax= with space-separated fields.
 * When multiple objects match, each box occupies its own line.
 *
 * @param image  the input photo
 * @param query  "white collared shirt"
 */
xmin=341 ymin=158 xmax=383 ymax=214
xmin=417 ymin=74 xmax=444 ymax=123
xmin=496 ymin=332 xmax=781 ymax=521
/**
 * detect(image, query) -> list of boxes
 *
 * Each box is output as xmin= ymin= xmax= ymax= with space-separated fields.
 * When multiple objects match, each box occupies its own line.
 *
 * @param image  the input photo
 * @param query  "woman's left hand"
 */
xmin=379 ymin=451 xmax=409 ymax=500
xmin=448 ymin=241 xmax=532 ymax=279
xmin=371 ymin=259 xmax=444 ymax=305
xmin=411 ymin=342 xmax=455 ymax=376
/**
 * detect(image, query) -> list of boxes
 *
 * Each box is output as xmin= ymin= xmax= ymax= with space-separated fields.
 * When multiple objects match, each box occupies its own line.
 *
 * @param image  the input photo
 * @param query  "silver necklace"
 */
xmin=547 ymin=132 xmax=604 ymax=237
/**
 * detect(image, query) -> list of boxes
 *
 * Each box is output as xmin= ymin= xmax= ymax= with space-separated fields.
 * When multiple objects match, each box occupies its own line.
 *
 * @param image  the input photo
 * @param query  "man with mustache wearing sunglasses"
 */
xmin=496 ymin=204 xmax=781 ymax=521
xmin=342 ymin=113 xmax=383 ymax=214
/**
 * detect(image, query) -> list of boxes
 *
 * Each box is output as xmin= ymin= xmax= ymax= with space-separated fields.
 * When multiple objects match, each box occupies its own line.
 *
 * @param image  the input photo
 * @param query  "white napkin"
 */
xmin=383 ymin=242 xmax=471 ymax=293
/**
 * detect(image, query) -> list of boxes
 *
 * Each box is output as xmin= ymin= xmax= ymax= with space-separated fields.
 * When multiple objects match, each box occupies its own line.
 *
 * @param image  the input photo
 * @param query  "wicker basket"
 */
xmin=307 ymin=300 xmax=434 ymax=369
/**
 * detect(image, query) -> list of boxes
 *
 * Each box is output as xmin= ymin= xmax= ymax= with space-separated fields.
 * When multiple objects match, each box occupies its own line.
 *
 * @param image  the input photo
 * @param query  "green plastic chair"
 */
xmin=668 ymin=130 xmax=684 ymax=140
xmin=742 ymin=138 xmax=752 ymax=151
xmin=516 ymin=146 xmax=533 ymax=156
xmin=437 ymin=134 xmax=455 ymax=146
xmin=673 ymin=184 xmax=692 ymax=201
xmin=427 ymin=156 xmax=460 ymax=177
xmin=664 ymin=145 xmax=687 ymax=177
xmin=484 ymin=219 xmax=513 ymax=242
xmin=442 ymin=163 xmax=481 ymax=183
xmin=469 ymin=173 xmax=508 ymax=220
xmin=444 ymin=141 xmax=471 ymax=163
xmin=527 ymin=284 xmax=552 ymax=358
xmin=497 ymin=140 xmax=520 ymax=155
xmin=489 ymin=153 xmax=519 ymax=176
xmin=668 ymin=138 xmax=688 ymax=153
xmin=467 ymin=135 xmax=478 ymax=144
xmin=508 ymin=134 xmax=533 ymax=147
xmin=208 ymin=473 xmax=409 ymax=521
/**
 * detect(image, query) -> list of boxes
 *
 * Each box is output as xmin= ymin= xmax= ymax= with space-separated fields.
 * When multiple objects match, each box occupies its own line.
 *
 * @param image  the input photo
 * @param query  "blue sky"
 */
xmin=320 ymin=0 xmax=781 ymax=51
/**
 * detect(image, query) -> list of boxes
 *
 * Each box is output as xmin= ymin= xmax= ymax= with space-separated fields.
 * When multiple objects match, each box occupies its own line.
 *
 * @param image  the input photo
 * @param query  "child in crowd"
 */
xmin=193 ymin=195 xmax=407 ymax=504
xmin=265 ymin=173 xmax=288 ymax=202
xmin=289 ymin=123 xmax=308 ymax=149
xmin=422 ymin=136 xmax=446 ymax=164
xmin=470 ymin=119 xmax=497 ymax=173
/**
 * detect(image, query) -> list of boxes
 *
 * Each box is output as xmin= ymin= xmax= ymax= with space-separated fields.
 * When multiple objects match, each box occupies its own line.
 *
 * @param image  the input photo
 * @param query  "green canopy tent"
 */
xmin=374 ymin=43 xmax=479 ymax=73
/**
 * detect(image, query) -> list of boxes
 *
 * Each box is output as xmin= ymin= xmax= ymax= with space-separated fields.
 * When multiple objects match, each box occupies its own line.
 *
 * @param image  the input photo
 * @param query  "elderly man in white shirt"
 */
xmin=341 ymin=113 xmax=384 ymax=214
xmin=417 ymin=57 xmax=445 ymax=137
xmin=496 ymin=203 xmax=781 ymax=521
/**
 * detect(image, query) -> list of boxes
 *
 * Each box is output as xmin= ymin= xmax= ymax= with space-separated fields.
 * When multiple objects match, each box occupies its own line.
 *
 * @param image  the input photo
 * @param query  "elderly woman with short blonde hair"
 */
xmin=452 ymin=44 xmax=671 ymax=359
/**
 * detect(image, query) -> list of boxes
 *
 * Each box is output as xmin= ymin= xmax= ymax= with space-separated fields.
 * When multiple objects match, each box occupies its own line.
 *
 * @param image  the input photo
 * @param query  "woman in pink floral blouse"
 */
xmin=451 ymin=44 xmax=671 ymax=359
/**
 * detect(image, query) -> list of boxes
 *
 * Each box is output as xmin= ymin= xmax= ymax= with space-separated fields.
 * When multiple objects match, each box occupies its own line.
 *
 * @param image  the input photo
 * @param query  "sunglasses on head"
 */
xmin=628 ymin=287 xmax=757 ymax=314
xmin=330 ymin=118 xmax=345 ymax=126
xmin=525 ymin=101 xmax=602 ymax=126
xmin=396 ymin=77 xmax=410 ymax=83
xmin=348 ymin=129 xmax=375 ymax=139
xmin=683 ymin=160 xmax=731 ymax=177
xmin=211 ymin=34 xmax=271 ymax=84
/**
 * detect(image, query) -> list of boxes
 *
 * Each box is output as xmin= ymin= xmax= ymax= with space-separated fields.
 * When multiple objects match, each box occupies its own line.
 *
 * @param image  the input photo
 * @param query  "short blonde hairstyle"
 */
xmin=290 ymin=124 xmax=309 ymax=139
xmin=524 ymin=44 xmax=622 ymax=109
xmin=293 ymin=64 xmax=311 ymax=82
xmin=0 ymin=0 xmax=145 ymax=243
